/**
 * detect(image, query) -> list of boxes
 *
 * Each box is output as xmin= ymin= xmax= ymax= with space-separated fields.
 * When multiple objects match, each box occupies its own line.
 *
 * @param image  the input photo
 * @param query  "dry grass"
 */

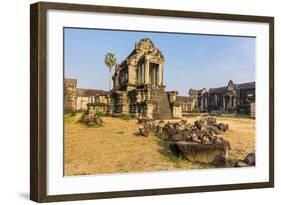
xmin=64 ymin=113 xmax=255 ymax=176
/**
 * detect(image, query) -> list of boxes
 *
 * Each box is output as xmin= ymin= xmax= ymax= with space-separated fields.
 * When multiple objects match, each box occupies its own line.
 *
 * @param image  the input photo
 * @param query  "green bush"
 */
xmin=120 ymin=114 xmax=134 ymax=121
xmin=64 ymin=112 xmax=76 ymax=123
xmin=93 ymin=111 xmax=105 ymax=117
xmin=70 ymin=112 xmax=76 ymax=117
xmin=191 ymin=106 xmax=199 ymax=113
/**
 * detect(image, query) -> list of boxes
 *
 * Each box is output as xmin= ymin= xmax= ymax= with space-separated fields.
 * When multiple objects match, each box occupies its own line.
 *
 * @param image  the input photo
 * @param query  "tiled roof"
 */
xmin=209 ymin=86 xmax=227 ymax=94
xmin=76 ymin=88 xmax=109 ymax=96
xmin=209 ymin=82 xmax=255 ymax=94
xmin=236 ymin=82 xmax=255 ymax=90
xmin=176 ymin=96 xmax=193 ymax=102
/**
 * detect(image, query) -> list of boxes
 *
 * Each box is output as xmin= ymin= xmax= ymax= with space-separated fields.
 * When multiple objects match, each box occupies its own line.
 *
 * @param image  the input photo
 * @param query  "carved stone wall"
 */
xmin=172 ymin=102 xmax=183 ymax=118
xmin=64 ymin=79 xmax=77 ymax=111
xmin=110 ymin=38 xmax=173 ymax=119
xmin=192 ymin=80 xmax=255 ymax=114
xmin=64 ymin=78 xmax=111 ymax=112
xmin=113 ymin=38 xmax=164 ymax=91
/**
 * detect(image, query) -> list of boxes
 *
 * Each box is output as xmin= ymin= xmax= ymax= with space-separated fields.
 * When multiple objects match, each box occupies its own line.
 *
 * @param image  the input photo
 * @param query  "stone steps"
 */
xmin=151 ymin=89 xmax=173 ymax=119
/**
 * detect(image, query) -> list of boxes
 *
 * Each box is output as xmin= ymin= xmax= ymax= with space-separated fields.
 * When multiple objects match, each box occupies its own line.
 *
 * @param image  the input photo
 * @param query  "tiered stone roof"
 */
xmin=76 ymin=88 xmax=109 ymax=96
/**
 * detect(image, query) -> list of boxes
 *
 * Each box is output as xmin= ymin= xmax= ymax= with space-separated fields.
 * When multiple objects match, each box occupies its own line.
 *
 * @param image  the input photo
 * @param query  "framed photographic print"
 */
xmin=30 ymin=1 xmax=274 ymax=202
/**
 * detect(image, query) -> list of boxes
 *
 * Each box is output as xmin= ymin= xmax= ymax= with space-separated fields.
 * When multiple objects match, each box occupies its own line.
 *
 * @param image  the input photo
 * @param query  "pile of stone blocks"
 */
xmin=79 ymin=112 xmax=103 ymax=127
xmin=138 ymin=116 xmax=231 ymax=165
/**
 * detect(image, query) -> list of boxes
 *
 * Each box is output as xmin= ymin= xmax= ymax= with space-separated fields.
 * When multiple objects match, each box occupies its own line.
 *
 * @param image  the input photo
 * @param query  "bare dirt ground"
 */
xmin=64 ymin=113 xmax=255 ymax=176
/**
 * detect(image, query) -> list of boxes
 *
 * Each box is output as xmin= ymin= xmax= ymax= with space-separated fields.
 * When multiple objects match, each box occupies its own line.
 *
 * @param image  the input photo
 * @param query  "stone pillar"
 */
xmin=250 ymin=102 xmax=255 ymax=118
xmin=128 ymin=65 xmax=136 ymax=86
xmin=233 ymin=97 xmax=236 ymax=108
xmin=215 ymin=95 xmax=217 ymax=106
xmin=121 ymin=93 xmax=129 ymax=114
xmin=158 ymin=64 xmax=163 ymax=86
xmin=201 ymin=98 xmax=204 ymax=111
xmin=225 ymin=96 xmax=228 ymax=109
xmin=172 ymin=103 xmax=182 ymax=118
xmin=226 ymin=97 xmax=228 ymax=109
xmin=145 ymin=60 xmax=150 ymax=84
xmin=141 ymin=63 xmax=145 ymax=84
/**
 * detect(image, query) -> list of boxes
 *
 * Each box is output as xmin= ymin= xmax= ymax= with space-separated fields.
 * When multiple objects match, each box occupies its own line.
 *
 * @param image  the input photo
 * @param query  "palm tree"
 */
xmin=104 ymin=52 xmax=117 ymax=91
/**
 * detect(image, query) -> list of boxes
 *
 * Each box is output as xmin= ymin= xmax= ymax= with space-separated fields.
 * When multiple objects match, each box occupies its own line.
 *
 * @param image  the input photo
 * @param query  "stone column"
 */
xmin=144 ymin=60 xmax=150 ymax=84
xmin=226 ymin=96 xmax=229 ymax=109
xmin=201 ymin=98 xmax=204 ymax=111
xmin=215 ymin=95 xmax=217 ymax=106
xmin=141 ymin=63 xmax=145 ymax=84
xmin=136 ymin=66 xmax=139 ymax=85
xmin=128 ymin=65 xmax=136 ymax=85
xmin=158 ymin=64 xmax=163 ymax=86
xmin=233 ymin=97 xmax=236 ymax=108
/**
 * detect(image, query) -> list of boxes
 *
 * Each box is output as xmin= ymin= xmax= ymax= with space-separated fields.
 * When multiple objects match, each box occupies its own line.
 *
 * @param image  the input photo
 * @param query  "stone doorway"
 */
xmin=149 ymin=62 xmax=159 ymax=87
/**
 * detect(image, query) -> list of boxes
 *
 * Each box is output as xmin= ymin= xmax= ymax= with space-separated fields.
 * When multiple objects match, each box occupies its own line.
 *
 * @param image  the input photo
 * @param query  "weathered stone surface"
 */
xmin=173 ymin=141 xmax=229 ymax=164
xmin=194 ymin=119 xmax=205 ymax=130
xmin=155 ymin=120 xmax=165 ymax=135
xmin=207 ymin=116 xmax=217 ymax=125
xmin=139 ymin=126 xmax=152 ymax=137
xmin=170 ymin=134 xmax=186 ymax=142
xmin=169 ymin=143 xmax=181 ymax=157
xmin=138 ymin=116 xmax=231 ymax=164
xmin=79 ymin=112 xmax=104 ymax=127
xmin=138 ymin=120 xmax=157 ymax=137
xmin=235 ymin=160 xmax=250 ymax=167
xmin=212 ymin=155 xmax=227 ymax=166
xmin=216 ymin=123 xmax=229 ymax=132
xmin=94 ymin=117 xmax=103 ymax=125
xmin=244 ymin=153 xmax=255 ymax=166
xmin=167 ymin=117 xmax=230 ymax=163
xmin=234 ymin=152 xmax=255 ymax=167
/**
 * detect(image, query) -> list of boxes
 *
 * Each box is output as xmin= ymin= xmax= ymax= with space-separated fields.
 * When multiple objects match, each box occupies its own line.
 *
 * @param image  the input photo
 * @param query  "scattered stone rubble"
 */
xmin=79 ymin=112 xmax=103 ymax=127
xmin=234 ymin=153 xmax=255 ymax=167
xmin=139 ymin=116 xmax=231 ymax=165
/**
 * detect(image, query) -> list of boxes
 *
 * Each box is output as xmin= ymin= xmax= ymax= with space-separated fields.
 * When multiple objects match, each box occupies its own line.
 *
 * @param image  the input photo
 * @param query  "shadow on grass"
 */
xmin=116 ymin=131 xmax=125 ymax=135
xmin=77 ymin=121 xmax=104 ymax=128
xmin=133 ymin=132 xmax=141 ymax=137
xmin=155 ymin=135 xmax=186 ymax=164
xmin=155 ymin=135 xmax=219 ymax=169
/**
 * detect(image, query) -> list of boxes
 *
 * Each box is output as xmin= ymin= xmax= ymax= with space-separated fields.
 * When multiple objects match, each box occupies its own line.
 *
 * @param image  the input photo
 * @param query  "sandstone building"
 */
xmin=188 ymin=80 xmax=255 ymax=115
xmin=111 ymin=38 xmax=175 ymax=119
xmin=64 ymin=38 xmax=255 ymax=119
xmin=64 ymin=78 xmax=110 ymax=111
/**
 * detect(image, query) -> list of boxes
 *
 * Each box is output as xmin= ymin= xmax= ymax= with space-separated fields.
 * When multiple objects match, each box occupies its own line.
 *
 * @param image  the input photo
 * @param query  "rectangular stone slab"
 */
xmin=172 ymin=141 xmax=229 ymax=164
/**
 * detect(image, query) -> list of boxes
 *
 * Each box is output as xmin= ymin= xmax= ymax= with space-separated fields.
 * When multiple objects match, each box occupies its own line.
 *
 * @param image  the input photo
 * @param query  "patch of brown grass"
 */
xmin=64 ymin=114 xmax=255 ymax=176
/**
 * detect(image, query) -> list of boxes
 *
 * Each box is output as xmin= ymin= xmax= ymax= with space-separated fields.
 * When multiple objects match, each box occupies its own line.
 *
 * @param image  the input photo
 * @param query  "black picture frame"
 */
xmin=30 ymin=1 xmax=274 ymax=202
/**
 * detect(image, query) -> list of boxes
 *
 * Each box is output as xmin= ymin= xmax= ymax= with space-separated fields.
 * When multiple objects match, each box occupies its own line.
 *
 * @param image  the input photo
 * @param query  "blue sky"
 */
xmin=64 ymin=28 xmax=255 ymax=96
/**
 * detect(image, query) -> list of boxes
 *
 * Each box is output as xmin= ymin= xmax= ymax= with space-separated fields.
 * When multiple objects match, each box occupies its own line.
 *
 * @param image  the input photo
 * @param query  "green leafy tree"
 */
xmin=104 ymin=52 xmax=117 ymax=90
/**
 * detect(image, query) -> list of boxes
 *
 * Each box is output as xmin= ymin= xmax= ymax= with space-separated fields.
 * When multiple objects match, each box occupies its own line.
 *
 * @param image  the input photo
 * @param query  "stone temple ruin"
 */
xmin=111 ymin=38 xmax=174 ymax=119
xmin=64 ymin=38 xmax=256 ymax=119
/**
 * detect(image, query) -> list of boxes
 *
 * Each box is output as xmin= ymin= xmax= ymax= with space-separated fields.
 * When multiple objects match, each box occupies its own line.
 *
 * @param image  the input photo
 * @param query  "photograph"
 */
xmin=29 ymin=2 xmax=274 ymax=202
xmin=63 ymin=28 xmax=256 ymax=176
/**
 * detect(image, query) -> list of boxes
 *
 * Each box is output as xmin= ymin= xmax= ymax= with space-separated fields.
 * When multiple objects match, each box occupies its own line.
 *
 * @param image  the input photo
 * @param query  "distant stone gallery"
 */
xmin=64 ymin=38 xmax=255 ymax=119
